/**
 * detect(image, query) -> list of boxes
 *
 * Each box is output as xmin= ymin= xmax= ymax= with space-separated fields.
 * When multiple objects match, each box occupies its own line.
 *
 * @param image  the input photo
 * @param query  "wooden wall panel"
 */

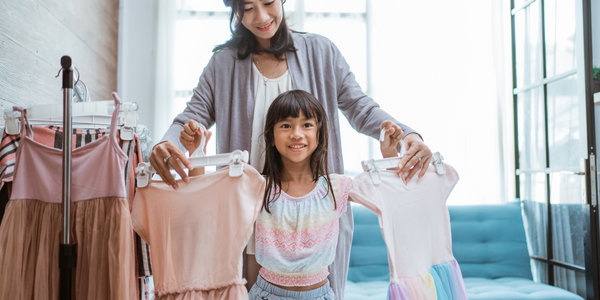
xmin=0 ymin=0 xmax=119 ymax=128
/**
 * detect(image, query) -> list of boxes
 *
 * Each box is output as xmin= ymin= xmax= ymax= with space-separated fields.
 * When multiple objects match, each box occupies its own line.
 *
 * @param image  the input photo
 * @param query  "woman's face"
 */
xmin=240 ymin=0 xmax=283 ymax=48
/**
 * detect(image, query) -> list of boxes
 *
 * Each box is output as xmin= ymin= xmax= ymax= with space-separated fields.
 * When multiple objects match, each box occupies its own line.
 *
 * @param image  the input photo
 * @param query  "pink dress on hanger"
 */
xmin=131 ymin=165 xmax=265 ymax=300
xmin=349 ymin=164 xmax=468 ymax=300
xmin=0 ymin=93 xmax=137 ymax=300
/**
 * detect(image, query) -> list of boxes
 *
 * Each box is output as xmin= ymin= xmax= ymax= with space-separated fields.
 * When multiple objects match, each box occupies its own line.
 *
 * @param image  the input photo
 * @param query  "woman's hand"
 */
xmin=180 ymin=120 xmax=209 ymax=155
xmin=149 ymin=141 xmax=192 ymax=190
xmin=399 ymin=133 xmax=432 ymax=182
xmin=380 ymin=121 xmax=432 ymax=182
xmin=380 ymin=121 xmax=404 ymax=159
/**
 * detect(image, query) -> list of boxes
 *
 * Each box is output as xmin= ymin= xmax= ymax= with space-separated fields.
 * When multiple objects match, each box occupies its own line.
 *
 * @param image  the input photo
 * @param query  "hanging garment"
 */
xmin=0 ymin=124 xmax=154 ymax=286
xmin=0 ymin=93 xmax=137 ymax=300
xmin=349 ymin=164 xmax=468 ymax=300
xmin=131 ymin=165 xmax=265 ymax=300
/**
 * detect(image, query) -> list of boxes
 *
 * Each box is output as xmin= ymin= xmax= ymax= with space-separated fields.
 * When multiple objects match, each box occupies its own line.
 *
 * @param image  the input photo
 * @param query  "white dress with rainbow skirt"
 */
xmin=349 ymin=164 xmax=468 ymax=300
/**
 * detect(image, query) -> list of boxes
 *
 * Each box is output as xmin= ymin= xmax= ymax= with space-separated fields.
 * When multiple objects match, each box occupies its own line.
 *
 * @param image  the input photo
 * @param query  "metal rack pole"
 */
xmin=59 ymin=55 xmax=76 ymax=300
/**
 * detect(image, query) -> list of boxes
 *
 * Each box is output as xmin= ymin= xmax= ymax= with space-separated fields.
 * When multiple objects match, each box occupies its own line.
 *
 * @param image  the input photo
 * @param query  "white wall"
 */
xmin=118 ymin=0 xmax=160 ymax=142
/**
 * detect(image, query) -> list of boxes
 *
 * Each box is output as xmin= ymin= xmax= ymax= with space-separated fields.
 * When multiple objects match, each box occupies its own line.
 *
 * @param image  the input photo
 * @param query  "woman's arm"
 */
xmin=328 ymin=39 xmax=432 ymax=180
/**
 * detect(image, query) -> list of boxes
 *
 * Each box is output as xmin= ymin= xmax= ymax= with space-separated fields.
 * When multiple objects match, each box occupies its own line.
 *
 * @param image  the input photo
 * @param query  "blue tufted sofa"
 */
xmin=346 ymin=202 xmax=584 ymax=300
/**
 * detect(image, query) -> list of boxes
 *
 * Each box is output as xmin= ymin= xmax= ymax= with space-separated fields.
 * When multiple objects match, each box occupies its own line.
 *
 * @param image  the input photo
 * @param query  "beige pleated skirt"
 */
xmin=0 ymin=197 xmax=137 ymax=300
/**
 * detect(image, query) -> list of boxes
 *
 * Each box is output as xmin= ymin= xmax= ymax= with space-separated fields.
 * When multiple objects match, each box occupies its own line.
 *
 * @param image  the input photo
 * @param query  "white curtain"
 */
xmin=153 ymin=0 xmax=177 ymax=143
xmin=368 ymin=0 xmax=514 ymax=204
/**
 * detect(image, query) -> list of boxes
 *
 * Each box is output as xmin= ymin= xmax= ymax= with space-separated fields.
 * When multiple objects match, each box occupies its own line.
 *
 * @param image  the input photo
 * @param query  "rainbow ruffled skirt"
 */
xmin=388 ymin=259 xmax=468 ymax=300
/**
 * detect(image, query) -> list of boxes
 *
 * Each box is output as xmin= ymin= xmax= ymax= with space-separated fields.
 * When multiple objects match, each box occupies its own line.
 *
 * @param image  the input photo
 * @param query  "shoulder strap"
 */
xmin=110 ymin=92 xmax=122 ymax=145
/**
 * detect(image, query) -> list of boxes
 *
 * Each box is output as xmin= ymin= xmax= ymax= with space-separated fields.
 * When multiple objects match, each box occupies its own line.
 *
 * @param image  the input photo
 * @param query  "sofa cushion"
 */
xmin=344 ymin=281 xmax=389 ymax=300
xmin=449 ymin=202 xmax=533 ymax=279
xmin=348 ymin=203 xmax=390 ymax=283
xmin=464 ymin=277 xmax=584 ymax=300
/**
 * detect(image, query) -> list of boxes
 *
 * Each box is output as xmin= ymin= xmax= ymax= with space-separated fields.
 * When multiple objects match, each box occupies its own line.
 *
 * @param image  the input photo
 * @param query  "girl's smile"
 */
xmin=288 ymin=143 xmax=307 ymax=152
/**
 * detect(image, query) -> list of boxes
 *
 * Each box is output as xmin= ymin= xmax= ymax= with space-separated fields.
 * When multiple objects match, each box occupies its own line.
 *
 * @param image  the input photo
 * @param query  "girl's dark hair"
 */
xmin=261 ymin=90 xmax=336 ymax=213
xmin=214 ymin=0 xmax=296 ymax=60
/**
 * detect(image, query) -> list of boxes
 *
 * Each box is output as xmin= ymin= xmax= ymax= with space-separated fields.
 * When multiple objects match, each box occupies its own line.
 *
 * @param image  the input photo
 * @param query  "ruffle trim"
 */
xmin=154 ymin=278 xmax=247 ymax=297
xmin=259 ymin=267 xmax=329 ymax=287
xmin=388 ymin=259 xmax=468 ymax=300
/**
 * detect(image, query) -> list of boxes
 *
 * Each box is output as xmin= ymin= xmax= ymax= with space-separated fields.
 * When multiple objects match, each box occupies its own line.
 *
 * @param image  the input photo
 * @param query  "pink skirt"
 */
xmin=0 ymin=197 xmax=137 ymax=300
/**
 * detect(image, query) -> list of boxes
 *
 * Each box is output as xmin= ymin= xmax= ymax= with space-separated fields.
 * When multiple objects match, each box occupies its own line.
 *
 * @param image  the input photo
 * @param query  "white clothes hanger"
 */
xmin=3 ymin=99 xmax=139 ymax=139
xmin=135 ymin=125 xmax=249 ymax=188
xmin=361 ymin=129 xmax=446 ymax=185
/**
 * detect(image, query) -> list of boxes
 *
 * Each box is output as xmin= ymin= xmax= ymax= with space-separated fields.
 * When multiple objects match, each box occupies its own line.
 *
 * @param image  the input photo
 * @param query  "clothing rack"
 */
xmin=59 ymin=55 xmax=76 ymax=300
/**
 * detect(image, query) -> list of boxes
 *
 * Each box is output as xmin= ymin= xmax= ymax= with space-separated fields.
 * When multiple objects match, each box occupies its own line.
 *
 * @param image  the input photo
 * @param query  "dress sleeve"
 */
xmin=441 ymin=164 xmax=460 ymax=202
xmin=160 ymin=53 xmax=218 ymax=151
xmin=130 ymin=191 xmax=151 ymax=246
xmin=348 ymin=173 xmax=382 ymax=215
xmin=246 ymin=170 xmax=266 ymax=255
xmin=327 ymin=174 xmax=352 ymax=218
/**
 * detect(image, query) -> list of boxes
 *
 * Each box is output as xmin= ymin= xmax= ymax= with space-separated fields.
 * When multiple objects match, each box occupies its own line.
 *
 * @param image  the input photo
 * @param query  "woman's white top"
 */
xmin=247 ymin=62 xmax=293 ymax=255
xmin=250 ymin=62 xmax=293 ymax=174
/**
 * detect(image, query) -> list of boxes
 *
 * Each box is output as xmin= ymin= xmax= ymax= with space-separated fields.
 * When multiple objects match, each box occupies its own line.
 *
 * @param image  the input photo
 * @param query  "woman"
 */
xmin=149 ymin=0 xmax=432 ymax=299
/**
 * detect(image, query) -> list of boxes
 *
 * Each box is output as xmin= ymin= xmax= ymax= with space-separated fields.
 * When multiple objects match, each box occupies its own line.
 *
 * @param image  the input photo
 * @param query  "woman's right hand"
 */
xmin=179 ymin=119 xmax=205 ymax=154
xmin=149 ymin=141 xmax=193 ymax=190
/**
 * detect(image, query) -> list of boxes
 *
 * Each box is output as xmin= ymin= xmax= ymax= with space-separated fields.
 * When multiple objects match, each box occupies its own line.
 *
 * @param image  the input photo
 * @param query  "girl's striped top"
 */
xmin=255 ymin=174 xmax=352 ymax=287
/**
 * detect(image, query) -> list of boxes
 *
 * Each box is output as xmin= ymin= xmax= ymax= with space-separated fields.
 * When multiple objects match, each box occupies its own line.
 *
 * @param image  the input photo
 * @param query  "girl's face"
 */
xmin=241 ymin=0 xmax=283 ymax=48
xmin=273 ymin=111 xmax=319 ymax=166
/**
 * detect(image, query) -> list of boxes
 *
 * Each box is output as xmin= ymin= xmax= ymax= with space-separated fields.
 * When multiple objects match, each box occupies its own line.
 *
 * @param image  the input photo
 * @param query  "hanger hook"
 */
xmin=54 ymin=67 xmax=63 ymax=78
xmin=74 ymin=67 xmax=81 ymax=86
xmin=54 ymin=67 xmax=80 ymax=85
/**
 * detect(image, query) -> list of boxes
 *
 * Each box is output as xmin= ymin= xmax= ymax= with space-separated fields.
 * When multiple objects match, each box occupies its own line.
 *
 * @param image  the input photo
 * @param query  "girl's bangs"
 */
xmin=272 ymin=93 xmax=320 ymax=123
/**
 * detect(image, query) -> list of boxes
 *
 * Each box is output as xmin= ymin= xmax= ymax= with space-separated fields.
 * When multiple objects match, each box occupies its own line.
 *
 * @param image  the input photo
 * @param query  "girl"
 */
xmin=181 ymin=90 xmax=404 ymax=299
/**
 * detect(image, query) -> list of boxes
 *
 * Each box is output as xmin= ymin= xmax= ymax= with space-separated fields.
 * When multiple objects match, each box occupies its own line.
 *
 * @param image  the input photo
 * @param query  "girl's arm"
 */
xmin=179 ymin=120 xmax=212 ymax=176
xmin=246 ymin=254 xmax=261 ymax=290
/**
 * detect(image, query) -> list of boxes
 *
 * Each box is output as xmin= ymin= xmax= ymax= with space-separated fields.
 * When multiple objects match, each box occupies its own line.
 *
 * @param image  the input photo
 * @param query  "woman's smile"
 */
xmin=257 ymin=20 xmax=274 ymax=31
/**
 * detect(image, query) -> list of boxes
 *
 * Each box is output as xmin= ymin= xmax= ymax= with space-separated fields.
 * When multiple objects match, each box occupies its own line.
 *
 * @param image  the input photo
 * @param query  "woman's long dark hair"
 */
xmin=215 ymin=0 xmax=296 ymax=60
xmin=261 ymin=90 xmax=336 ymax=213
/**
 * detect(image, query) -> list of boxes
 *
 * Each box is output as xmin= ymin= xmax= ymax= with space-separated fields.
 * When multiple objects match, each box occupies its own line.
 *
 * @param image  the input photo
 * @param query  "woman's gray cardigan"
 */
xmin=161 ymin=32 xmax=417 ymax=299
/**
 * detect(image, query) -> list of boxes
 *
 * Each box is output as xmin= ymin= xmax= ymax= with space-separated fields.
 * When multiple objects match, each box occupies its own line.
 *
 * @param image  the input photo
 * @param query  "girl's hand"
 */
xmin=179 ymin=120 xmax=211 ymax=155
xmin=380 ymin=121 xmax=404 ymax=159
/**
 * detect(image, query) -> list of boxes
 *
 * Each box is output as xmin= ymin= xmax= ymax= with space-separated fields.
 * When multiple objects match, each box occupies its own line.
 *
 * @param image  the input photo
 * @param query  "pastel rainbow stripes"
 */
xmin=388 ymin=259 xmax=468 ymax=300
xmin=255 ymin=175 xmax=351 ymax=287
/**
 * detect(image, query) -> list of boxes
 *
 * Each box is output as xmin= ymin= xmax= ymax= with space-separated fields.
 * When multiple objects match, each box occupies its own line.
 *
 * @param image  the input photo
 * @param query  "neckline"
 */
xmin=374 ymin=169 xmax=411 ymax=190
xmin=252 ymin=63 xmax=289 ymax=82
xmin=278 ymin=177 xmax=323 ymax=200
xmin=149 ymin=165 xmax=231 ymax=185
xmin=23 ymin=134 xmax=109 ymax=153
xmin=21 ymin=130 xmax=128 ymax=162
